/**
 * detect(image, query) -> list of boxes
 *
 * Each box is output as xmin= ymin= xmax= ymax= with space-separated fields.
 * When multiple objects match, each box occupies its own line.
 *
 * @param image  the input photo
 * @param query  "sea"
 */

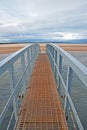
xmin=0 ymin=50 xmax=87 ymax=130
xmin=63 ymin=51 xmax=87 ymax=130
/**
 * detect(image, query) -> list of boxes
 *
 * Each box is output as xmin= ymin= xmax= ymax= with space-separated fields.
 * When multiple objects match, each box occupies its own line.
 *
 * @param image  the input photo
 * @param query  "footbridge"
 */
xmin=0 ymin=44 xmax=87 ymax=130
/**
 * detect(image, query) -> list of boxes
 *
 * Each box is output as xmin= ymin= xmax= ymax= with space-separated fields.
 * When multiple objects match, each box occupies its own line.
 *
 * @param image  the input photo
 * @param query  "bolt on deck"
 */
xmin=15 ymin=53 xmax=68 ymax=130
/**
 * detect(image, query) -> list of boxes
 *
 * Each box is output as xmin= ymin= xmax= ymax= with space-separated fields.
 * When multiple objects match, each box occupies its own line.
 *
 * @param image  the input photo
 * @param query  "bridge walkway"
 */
xmin=15 ymin=53 xmax=68 ymax=130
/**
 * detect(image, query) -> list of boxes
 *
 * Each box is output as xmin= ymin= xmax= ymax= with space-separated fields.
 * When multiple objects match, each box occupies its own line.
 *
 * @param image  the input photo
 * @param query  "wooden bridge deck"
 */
xmin=15 ymin=53 xmax=68 ymax=130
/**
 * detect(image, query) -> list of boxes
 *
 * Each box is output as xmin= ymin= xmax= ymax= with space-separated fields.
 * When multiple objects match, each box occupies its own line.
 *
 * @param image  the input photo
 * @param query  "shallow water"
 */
xmin=69 ymin=51 xmax=87 ymax=67
xmin=0 ymin=53 xmax=12 ymax=61
xmin=68 ymin=51 xmax=87 ymax=130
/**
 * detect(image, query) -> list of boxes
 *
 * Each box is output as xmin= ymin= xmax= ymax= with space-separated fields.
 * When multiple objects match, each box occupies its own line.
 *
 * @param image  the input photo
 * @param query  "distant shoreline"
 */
xmin=0 ymin=43 xmax=87 ymax=54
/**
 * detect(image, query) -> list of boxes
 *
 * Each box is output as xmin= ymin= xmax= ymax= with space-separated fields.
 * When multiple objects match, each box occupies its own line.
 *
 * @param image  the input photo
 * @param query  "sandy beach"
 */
xmin=0 ymin=44 xmax=28 ymax=54
xmin=40 ymin=44 xmax=87 ymax=52
xmin=0 ymin=43 xmax=87 ymax=54
xmin=58 ymin=44 xmax=87 ymax=51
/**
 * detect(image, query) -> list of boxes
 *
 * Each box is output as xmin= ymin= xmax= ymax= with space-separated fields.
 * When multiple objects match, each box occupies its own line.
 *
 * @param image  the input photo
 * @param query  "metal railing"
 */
xmin=46 ymin=44 xmax=87 ymax=130
xmin=0 ymin=43 xmax=87 ymax=130
xmin=0 ymin=44 xmax=40 ymax=130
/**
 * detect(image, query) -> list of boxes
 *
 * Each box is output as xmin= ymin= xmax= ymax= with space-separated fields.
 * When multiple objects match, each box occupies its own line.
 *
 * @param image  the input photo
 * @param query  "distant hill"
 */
xmin=66 ymin=39 xmax=87 ymax=44
xmin=0 ymin=38 xmax=87 ymax=44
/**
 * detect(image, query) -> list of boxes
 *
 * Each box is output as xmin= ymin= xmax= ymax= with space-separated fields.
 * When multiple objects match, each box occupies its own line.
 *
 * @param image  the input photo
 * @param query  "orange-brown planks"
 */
xmin=15 ymin=54 xmax=68 ymax=130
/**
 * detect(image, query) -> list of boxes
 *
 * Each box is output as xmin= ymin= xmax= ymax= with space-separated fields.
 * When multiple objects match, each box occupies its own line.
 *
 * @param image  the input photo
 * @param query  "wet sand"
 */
xmin=40 ymin=44 xmax=87 ymax=52
xmin=0 ymin=44 xmax=28 ymax=54
xmin=58 ymin=44 xmax=87 ymax=51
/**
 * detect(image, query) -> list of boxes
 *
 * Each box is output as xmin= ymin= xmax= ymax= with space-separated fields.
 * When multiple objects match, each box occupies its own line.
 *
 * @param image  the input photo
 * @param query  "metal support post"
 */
xmin=54 ymin=50 xmax=57 ymax=81
xmin=21 ymin=53 xmax=26 ymax=96
xmin=58 ymin=55 xmax=62 ymax=91
xmin=53 ymin=48 xmax=55 ymax=75
xmin=27 ymin=48 xmax=30 ymax=73
xmin=51 ymin=47 xmax=53 ymax=71
xmin=32 ymin=47 xmax=35 ymax=67
xmin=56 ymin=51 xmax=59 ymax=88
xmin=30 ymin=47 xmax=33 ymax=72
xmin=9 ymin=64 xmax=18 ymax=120
xmin=50 ymin=47 xmax=53 ymax=70
xmin=64 ymin=66 xmax=73 ymax=119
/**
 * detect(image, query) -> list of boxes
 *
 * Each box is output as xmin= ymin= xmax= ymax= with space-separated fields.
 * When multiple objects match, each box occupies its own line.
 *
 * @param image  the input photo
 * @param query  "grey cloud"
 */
xmin=0 ymin=0 xmax=87 ymax=42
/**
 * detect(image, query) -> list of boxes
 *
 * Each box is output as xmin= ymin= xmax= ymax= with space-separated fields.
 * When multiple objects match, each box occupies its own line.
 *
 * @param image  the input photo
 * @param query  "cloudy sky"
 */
xmin=0 ymin=0 xmax=87 ymax=42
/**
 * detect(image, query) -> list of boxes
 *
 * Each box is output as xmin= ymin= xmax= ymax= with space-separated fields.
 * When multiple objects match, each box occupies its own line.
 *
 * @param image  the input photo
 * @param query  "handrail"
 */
xmin=46 ymin=43 xmax=87 ymax=130
xmin=47 ymin=44 xmax=87 ymax=87
xmin=0 ymin=44 xmax=40 ymax=130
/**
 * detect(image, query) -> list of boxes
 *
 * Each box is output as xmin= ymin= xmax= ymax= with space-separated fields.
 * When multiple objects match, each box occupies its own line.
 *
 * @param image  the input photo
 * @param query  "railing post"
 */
xmin=9 ymin=64 xmax=18 ymax=120
xmin=58 ymin=55 xmax=62 ymax=91
xmin=27 ymin=48 xmax=30 ymax=64
xmin=32 ymin=46 xmax=35 ymax=68
xmin=51 ymin=47 xmax=54 ymax=71
xmin=53 ymin=48 xmax=55 ymax=75
xmin=50 ymin=46 xmax=53 ymax=70
xmin=64 ymin=66 xmax=73 ymax=119
xmin=30 ymin=46 xmax=33 ymax=72
xmin=21 ymin=53 xmax=26 ymax=95
xmin=54 ymin=50 xmax=57 ymax=81
xmin=27 ymin=48 xmax=30 ymax=71
xmin=29 ymin=48 xmax=31 ymax=73
xmin=56 ymin=51 xmax=59 ymax=88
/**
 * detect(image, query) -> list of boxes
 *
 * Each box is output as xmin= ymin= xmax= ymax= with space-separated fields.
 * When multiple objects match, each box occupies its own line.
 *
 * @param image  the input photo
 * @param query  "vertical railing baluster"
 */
xmin=55 ymin=50 xmax=59 ymax=88
xmin=64 ymin=66 xmax=73 ymax=119
xmin=32 ymin=46 xmax=35 ymax=67
xmin=53 ymin=48 xmax=55 ymax=75
xmin=30 ymin=46 xmax=33 ymax=72
xmin=21 ymin=53 xmax=26 ymax=95
xmin=9 ymin=64 xmax=18 ymax=120
xmin=55 ymin=50 xmax=58 ymax=84
xmin=29 ymin=48 xmax=31 ymax=75
xmin=58 ymin=55 xmax=62 ymax=91
xmin=51 ymin=47 xmax=53 ymax=71
xmin=27 ymin=48 xmax=30 ymax=72
xmin=27 ymin=48 xmax=31 ymax=84
xmin=49 ymin=46 xmax=51 ymax=66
